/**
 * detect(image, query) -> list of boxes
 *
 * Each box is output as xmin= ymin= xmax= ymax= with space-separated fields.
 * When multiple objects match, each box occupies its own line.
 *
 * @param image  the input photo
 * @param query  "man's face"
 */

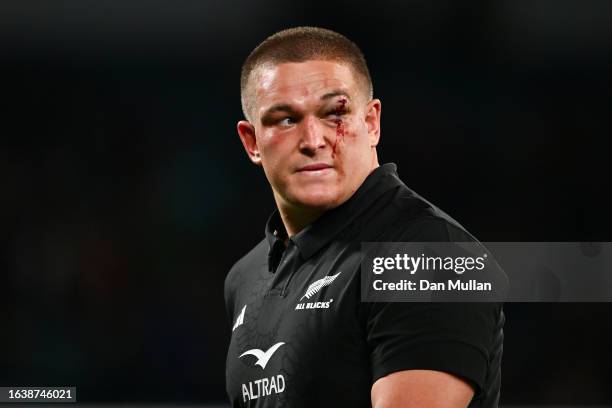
xmin=238 ymin=60 xmax=381 ymax=212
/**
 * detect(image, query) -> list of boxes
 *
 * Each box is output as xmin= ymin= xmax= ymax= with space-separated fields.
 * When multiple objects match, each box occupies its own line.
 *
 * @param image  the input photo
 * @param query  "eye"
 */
xmin=327 ymin=107 xmax=348 ymax=118
xmin=279 ymin=117 xmax=297 ymax=126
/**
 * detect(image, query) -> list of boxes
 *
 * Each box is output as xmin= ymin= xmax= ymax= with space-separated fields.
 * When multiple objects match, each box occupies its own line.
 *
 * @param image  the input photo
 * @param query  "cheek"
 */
xmin=258 ymin=131 xmax=294 ymax=179
xmin=259 ymin=130 xmax=290 ymax=158
xmin=331 ymin=117 xmax=363 ymax=159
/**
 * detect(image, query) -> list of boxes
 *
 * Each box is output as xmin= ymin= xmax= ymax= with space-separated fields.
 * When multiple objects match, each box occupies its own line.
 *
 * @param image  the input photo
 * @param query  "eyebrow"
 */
xmin=259 ymin=104 xmax=297 ymax=125
xmin=262 ymin=103 xmax=295 ymax=117
xmin=320 ymin=90 xmax=351 ymax=101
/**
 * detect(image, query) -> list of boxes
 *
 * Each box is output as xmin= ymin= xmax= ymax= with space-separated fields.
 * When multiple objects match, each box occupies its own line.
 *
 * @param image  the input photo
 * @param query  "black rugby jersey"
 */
xmin=224 ymin=163 xmax=504 ymax=407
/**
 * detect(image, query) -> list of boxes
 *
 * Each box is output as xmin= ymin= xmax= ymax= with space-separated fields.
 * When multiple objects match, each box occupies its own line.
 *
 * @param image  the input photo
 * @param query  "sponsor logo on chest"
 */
xmin=239 ymin=342 xmax=286 ymax=402
xmin=241 ymin=375 xmax=285 ymax=402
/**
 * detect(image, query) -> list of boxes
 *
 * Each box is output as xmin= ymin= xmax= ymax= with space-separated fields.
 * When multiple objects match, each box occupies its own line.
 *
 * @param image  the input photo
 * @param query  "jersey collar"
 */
xmin=265 ymin=163 xmax=404 ymax=262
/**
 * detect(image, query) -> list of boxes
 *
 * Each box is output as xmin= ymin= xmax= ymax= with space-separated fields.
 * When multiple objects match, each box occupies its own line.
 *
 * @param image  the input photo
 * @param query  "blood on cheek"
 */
xmin=331 ymin=98 xmax=348 ymax=158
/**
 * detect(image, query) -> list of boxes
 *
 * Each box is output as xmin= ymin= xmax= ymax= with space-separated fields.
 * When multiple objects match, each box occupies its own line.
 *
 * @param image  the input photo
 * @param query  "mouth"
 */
xmin=296 ymin=163 xmax=333 ymax=172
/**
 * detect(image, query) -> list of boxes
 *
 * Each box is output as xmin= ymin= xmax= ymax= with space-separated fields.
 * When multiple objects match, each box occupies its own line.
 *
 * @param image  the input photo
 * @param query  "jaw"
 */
xmin=275 ymin=184 xmax=344 ymax=212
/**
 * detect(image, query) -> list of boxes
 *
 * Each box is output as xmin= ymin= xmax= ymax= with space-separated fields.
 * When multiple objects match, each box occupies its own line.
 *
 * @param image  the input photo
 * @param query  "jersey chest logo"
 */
xmin=239 ymin=342 xmax=285 ymax=369
xmin=299 ymin=272 xmax=341 ymax=300
xmin=238 ymin=342 xmax=286 ymax=402
xmin=295 ymin=272 xmax=341 ymax=311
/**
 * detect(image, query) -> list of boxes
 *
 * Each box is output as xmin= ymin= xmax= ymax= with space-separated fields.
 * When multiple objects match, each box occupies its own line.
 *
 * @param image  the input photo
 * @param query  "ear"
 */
xmin=237 ymin=120 xmax=262 ymax=166
xmin=364 ymin=99 xmax=381 ymax=147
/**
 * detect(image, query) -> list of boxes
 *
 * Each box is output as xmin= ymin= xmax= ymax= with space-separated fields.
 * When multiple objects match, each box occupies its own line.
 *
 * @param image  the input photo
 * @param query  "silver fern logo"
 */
xmin=300 ymin=272 xmax=341 ymax=301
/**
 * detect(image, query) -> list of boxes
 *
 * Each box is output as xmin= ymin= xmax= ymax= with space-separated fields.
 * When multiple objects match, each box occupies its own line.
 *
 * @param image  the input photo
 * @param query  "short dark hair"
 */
xmin=240 ymin=26 xmax=373 ymax=121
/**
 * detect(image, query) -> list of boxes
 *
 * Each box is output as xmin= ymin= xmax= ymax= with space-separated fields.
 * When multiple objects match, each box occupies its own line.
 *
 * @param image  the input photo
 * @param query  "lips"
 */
xmin=297 ymin=163 xmax=333 ymax=172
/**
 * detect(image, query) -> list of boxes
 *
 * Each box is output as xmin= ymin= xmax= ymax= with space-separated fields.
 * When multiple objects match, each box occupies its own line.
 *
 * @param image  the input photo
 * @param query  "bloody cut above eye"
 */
xmin=332 ymin=98 xmax=348 ymax=115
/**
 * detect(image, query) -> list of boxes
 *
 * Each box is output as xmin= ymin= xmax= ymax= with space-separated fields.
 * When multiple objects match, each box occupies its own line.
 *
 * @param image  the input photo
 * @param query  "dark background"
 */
xmin=1 ymin=0 xmax=611 ymax=405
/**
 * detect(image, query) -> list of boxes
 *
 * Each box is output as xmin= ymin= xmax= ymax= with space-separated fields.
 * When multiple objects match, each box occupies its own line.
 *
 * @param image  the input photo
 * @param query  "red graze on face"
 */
xmin=331 ymin=99 xmax=348 ymax=158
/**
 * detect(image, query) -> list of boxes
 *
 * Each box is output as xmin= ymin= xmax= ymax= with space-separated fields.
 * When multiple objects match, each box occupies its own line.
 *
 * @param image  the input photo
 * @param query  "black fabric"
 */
xmin=224 ymin=163 xmax=504 ymax=407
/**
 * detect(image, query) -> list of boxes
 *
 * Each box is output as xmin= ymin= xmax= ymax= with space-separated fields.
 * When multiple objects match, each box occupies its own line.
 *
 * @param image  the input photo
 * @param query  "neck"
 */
xmin=275 ymin=155 xmax=381 ymax=238
xmin=275 ymin=201 xmax=325 ymax=238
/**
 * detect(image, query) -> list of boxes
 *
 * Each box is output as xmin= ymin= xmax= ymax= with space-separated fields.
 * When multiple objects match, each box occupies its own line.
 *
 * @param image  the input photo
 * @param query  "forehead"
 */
xmin=252 ymin=61 xmax=359 ymax=112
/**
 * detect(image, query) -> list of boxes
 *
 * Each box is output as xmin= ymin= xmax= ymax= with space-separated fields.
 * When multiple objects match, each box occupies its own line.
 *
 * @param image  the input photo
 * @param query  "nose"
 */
xmin=298 ymin=115 xmax=327 ymax=155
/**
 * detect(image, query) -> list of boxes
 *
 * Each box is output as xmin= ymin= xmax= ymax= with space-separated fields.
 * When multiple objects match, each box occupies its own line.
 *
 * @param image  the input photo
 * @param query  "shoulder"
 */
xmin=224 ymin=238 xmax=268 ymax=312
xmin=376 ymin=184 xmax=479 ymax=243
xmin=225 ymin=238 xmax=268 ymax=290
